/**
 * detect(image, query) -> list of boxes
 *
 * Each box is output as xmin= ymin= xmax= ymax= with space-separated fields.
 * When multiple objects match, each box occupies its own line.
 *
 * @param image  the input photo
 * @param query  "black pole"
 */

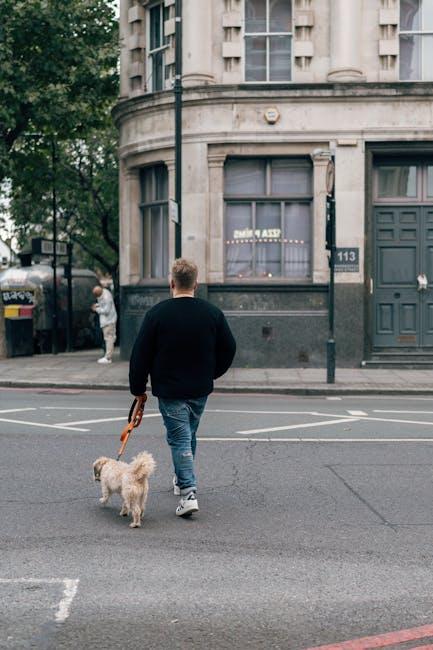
xmin=66 ymin=242 xmax=73 ymax=352
xmin=51 ymin=137 xmax=58 ymax=355
xmin=174 ymin=0 xmax=182 ymax=258
xmin=327 ymin=194 xmax=336 ymax=384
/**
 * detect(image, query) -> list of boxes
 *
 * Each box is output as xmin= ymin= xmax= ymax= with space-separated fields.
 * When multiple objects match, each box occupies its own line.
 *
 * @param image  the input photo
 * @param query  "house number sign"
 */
xmin=335 ymin=247 xmax=359 ymax=272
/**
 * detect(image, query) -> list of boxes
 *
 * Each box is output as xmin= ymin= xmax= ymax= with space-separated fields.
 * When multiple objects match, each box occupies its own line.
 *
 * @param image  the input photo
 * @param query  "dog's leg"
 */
xmin=119 ymin=502 xmax=128 ymax=517
xmin=99 ymin=485 xmax=110 ymax=505
xmin=130 ymin=505 xmax=142 ymax=528
xmin=140 ymin=482 xmax=149 ymax=519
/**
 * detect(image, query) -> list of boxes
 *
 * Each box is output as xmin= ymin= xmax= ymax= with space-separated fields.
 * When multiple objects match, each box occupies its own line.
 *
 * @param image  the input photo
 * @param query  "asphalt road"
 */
xmin=3 ymin=389 xmax=433 ymax=649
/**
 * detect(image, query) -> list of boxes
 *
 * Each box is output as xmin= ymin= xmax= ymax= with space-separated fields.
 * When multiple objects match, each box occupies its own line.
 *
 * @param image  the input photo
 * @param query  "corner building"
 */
xmin=115 ymin=0 xmax=433 ymax=367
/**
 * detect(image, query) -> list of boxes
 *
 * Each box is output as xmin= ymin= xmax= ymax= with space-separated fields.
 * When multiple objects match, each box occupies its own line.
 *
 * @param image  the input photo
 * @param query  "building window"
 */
xmin=400 ymin=0 xmax=433 ymax=80
xmin=244 ymin=0 xmax=292 ymax=82
xmin=140 ymin=165 xmax=169 ymax=279
xmin=148 ymin=1 xmax=169 ymax=91
xmin=224 ymin=158 xmax=312 ymax=279
xmin=374 ymin=160 xmax=433 ymax=203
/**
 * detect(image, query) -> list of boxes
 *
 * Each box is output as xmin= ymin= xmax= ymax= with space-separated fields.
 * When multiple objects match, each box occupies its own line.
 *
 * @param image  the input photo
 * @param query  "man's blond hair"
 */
xmin=171 ymin=258 xmax=198 ymax=290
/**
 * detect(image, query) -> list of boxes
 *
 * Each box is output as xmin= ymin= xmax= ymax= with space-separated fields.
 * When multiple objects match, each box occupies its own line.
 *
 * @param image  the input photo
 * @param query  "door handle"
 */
xmin=417 ymin=273 xmax=428 ymax=291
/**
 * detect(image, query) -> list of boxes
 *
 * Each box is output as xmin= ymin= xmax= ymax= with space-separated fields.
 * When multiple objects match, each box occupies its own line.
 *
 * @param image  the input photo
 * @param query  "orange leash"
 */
xmin=116 ymin=394 xmax=147 ymax=461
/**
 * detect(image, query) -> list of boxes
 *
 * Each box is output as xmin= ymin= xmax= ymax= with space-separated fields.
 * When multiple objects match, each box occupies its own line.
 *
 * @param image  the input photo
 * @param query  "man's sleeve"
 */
xmin=214 ymin=312 xmax=236 ymax=379
xmin=95 ymin=295 xmax=111 ymax=316
xmin=129 ymin=312 xmax=156 ymax=396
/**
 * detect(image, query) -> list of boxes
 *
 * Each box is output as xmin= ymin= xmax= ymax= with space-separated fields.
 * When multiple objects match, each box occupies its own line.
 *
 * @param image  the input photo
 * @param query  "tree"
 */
xmin=0 ymin=0 xmax=118 ymax=182
xmin=7 ymin=122 xmax=119 ymax=285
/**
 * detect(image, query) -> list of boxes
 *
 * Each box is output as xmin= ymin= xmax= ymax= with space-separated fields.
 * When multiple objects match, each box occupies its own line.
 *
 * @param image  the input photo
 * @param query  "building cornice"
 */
xmin=112 ymin=82 xmax=433 ymax=125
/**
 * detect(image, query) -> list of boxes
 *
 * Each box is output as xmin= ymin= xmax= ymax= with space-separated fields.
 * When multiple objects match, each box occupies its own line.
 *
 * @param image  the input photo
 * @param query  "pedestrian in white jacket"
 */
xmin=92 ymin=286 xmax=117 ymax=364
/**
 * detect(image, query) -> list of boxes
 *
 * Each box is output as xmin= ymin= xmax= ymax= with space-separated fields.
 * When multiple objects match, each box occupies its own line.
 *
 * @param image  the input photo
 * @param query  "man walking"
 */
xmin=129 ymin=259 xmax=236 ymax=517
xmin=91 ymin=285 xmax=117 ymax=364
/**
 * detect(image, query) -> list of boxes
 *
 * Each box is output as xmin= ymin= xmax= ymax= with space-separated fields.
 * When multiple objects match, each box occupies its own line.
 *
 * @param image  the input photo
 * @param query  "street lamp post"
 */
xmin=51 ymin=136 xmax=58 ymax=355
xmin=174 ymin=0 xmax=183 ymax=259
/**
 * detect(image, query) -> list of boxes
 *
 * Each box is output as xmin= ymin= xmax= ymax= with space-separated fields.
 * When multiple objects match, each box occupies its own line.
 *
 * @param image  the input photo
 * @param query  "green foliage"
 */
xmin=0 ymin=0 xmax=120 ymax=277
xmin=8 ymin=123 xmax=119 ymax=277
xmin=0 ymin=0 xmax=118 ymax=179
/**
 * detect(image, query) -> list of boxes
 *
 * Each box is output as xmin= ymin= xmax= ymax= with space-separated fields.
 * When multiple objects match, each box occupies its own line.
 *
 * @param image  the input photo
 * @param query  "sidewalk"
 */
xmin=2 ymin=349 xmax=433 ymax=394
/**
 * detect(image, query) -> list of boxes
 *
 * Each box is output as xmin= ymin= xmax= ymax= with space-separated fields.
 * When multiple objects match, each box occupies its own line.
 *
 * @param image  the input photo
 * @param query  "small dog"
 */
xmin=93 ymin=452 xmax=156 ymax=528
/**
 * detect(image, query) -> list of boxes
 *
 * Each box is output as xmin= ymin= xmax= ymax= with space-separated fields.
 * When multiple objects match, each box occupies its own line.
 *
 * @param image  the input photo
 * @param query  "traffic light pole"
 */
xmin=327 ymin=195 xmax=336 ymax=384
xmin=174 ymin=0 xmax=182 ymax=258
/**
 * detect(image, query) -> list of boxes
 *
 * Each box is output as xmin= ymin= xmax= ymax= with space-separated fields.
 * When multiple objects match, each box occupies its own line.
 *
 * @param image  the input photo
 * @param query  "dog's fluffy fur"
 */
xmin=93 ymin=452 xmax=156 ymax=528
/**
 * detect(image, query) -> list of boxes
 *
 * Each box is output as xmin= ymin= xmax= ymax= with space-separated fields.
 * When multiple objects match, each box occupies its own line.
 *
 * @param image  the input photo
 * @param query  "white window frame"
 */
xmin=399 ymin=0 xmax=433 ymax=81
xmin=147 ymin=0 xmax=169 ymax=92
xmin=140 ymin=164 xmax=169 ymax=279
xmin=223 ymin=158 xmax=313 ymax=282
xmin=243 ymin=0 xmax=293 ymax=83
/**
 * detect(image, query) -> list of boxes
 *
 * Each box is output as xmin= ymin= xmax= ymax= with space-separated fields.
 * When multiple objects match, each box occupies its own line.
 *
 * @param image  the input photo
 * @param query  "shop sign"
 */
xmin=2 ymin=289 xmax=35 ymax=305
xmin=335 ymin=247 xmax=359 ymax=272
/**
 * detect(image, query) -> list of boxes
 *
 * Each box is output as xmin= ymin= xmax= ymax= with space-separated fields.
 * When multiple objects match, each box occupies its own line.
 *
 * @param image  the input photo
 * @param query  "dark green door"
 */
xmin=374 ymin=206 xmax=433 ymax=347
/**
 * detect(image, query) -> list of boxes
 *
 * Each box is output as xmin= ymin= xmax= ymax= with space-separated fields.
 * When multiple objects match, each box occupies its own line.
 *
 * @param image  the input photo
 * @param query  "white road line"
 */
xmin=40 ymin=406 xmax=127 ymax=411
xmin=198 ymin=437 xmax=433 ymax=443
xmin=0 ymin=417 xmax=89 ymax=432
xmin=54 ymin=413 xmax=161 ymax=427
xmin=326 ymin=397 xmax=342 ymax=400
xmin=374 ymin=410 xmax=433 ymax=415
xmin=207 ymin=409 xmax=327 ymax=415
xmin=55 ymin=579 xmax=79 ymax=623
xmin=347 ymin=410 xmax=368 ymax=416
xmin=0 ymin=408 xmax=36 ymax=415
xmin=237 ymin=417 xmax=359 ymax=435
xmin=0 ymin=578 xmax=79 ymax=623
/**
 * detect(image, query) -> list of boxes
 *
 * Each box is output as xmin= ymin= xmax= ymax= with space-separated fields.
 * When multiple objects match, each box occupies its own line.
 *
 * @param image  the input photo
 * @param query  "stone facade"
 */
xmin=114 ymin=0 xmax=433 ymax=367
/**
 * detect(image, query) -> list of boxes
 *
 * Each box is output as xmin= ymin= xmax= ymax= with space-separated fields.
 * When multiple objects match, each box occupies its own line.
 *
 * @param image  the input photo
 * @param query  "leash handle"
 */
xmin=117 ymin=395 xmax=147 ymax=461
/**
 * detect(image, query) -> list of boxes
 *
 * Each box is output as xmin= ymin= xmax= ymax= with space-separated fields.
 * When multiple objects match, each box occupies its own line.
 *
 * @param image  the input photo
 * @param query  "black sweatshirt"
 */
xmin=129 ymin=297 xmax=236 ymax=399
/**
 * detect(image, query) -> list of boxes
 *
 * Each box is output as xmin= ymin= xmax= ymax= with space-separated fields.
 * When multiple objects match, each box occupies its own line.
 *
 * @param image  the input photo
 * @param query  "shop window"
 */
xmin=148 ymin=1 xmax=169 ymax=91
xmin=428 ymin=166 xmax=433 ymax=197
xmin=400 ymin=0 xmax=433 ymax=80
xmin=224 ymin=158 xmax=312 ymax=279
xmin=140 ymin=165 xmax=169 ymax=279
xmin=245 ymin=0 xmax=292 ymax=82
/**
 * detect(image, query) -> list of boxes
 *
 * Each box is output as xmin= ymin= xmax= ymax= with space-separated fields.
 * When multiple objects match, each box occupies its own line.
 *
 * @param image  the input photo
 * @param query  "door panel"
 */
xmin=373 ymin=207 xmax=420 ymax=347
xmin=421 ymin=207 xmax=433 ymax=346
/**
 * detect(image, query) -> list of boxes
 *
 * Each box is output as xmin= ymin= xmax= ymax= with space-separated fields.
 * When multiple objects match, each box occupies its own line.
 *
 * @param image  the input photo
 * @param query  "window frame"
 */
xmin=139 ymin=164 xmax=169 ymax=280
xmin=147 ymin=0 xmax=169 ymax=92
xmin=399 ymin=0 xmax=433 ymax=81
xmin=243 ymin=0 xmax=293 ymax=83
xmin=373 ymin=159 xmax=433 ymax=204
xmin=223 ymin=157 xmax=313 ymax=282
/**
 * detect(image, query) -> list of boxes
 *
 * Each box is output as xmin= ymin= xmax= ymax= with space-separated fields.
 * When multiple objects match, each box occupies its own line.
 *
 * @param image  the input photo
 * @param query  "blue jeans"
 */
xmin=158 ymin=396 xmax=207 ymax=495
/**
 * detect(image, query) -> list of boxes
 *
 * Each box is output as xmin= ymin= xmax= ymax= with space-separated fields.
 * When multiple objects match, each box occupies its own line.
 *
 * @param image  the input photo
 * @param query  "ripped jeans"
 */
xmin=158 ymin=397 xmax=208 ymax=495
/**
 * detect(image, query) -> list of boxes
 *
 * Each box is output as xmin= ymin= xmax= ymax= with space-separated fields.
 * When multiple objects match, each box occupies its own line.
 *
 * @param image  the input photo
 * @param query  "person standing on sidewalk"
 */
xmin=91 ymin=286 xmax=117 ymax=365
xmin=129 ymin=259 xmax=236 ymax=517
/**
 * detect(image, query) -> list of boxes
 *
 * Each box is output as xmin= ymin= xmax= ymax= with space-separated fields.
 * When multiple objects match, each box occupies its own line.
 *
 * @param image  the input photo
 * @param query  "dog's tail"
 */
xmin=130 ymin=451 xmax=156 ymax=482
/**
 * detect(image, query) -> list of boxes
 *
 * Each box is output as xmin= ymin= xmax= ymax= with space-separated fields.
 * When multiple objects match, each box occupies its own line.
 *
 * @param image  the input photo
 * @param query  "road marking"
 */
xmin=0 ymin=578 xmax=79 ymax=623
xmin=54 ymin=413 xmax=161 ymax=427
xmin=347 ymin=410 xmax=367 ymax=416
xmin=198 ymin=437 xmax=433 ymax=442
xmin=207 ymin=409 xmax=330 ymax=415
xmin=0 ymin=408 xmax=36 ymax=415
xmin=237 ymin=418 xmax=360 ymax=435
xmin=40 ymin=406 xmax=127 ymax=411
xmin=55 ymin=579 xmax=79 ymax=623
xmin=303 ymin=622 xmax=433 ymax=649
xmin=0 ymin=417 xmax=89 ymax=432
xmin=326 ymin=397 xmax=342 ymax=400
xmin=374 ymin=410 xmax=433 ymax=415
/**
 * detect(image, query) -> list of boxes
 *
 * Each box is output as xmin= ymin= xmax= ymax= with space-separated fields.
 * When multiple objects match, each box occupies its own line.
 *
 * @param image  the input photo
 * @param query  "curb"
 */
xmin=2 ymin=380 xmax=433 ymax=396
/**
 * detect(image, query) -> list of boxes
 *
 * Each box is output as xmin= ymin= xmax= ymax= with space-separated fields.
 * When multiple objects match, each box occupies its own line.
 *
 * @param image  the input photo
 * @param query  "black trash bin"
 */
xmin=4 ymin=305 xmax=34 ymax=357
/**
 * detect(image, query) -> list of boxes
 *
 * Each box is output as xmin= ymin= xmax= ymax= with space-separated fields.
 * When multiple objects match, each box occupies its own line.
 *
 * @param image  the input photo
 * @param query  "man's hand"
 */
xmin=91 ymin=303 xmax=98 ymax=312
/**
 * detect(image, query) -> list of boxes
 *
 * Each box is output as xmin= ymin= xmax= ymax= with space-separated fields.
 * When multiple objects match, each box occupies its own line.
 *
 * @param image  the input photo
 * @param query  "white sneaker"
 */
xmin=97 ymin=357 xmax=112 ymax=364
xmin=173 ymin=475 xmax=180 ymax=496
xmin=176 ymin=492 xmax=199 ymax=517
